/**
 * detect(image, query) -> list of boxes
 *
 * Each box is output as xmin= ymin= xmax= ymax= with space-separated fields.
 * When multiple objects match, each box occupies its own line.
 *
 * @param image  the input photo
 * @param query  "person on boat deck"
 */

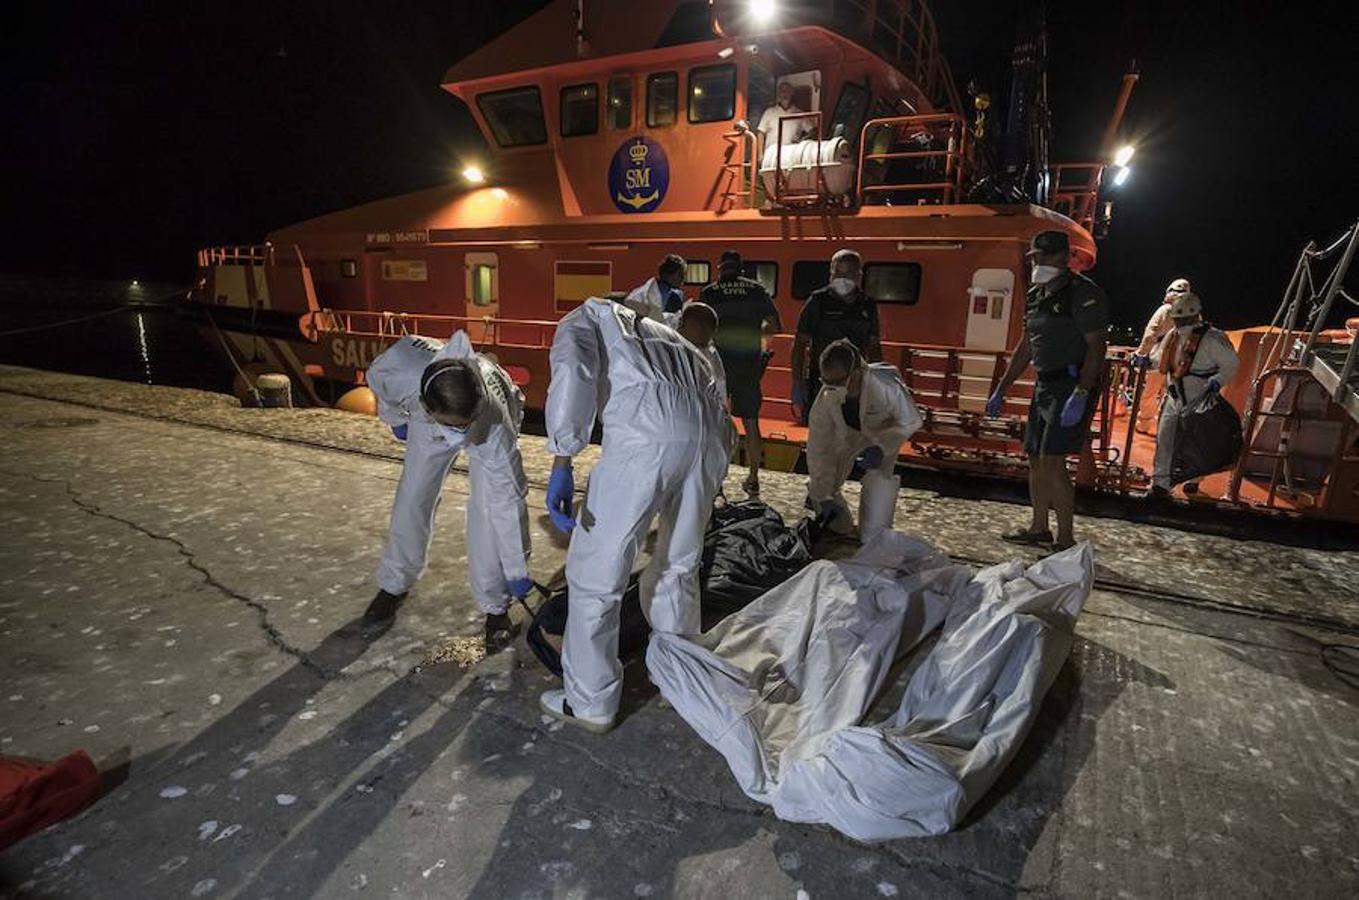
xmin=1131 ymin=277 xmax=1192 ymax=365
xmin=542 ymin=296 xmax=728 ymax=734
xmin=700 ymin=249 xmax=781 ymax=496
xmin=1149 ymin=291 xmax=1240 ymax=499
xmin=805 ymin=339 xmax=922 ymax=535
xmin=364 ymin=332 xmax=531 ymax=651
xmin=756 ymin=80 xmax=815 ymax=153
xmin=623 ymin=254 xmax=687 ymax=322
xmin=790 ymin=248 xmax=883 ymax=424
xmin=987 ymin=229 xmax=1109 ymax=552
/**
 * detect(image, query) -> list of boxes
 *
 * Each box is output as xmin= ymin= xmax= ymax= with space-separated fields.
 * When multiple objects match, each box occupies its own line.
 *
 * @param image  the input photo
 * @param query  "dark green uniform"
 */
xmin=1023 ymin=272 xmax=1109 ymax=457
xmin=700 ymin=275 xmax=779 ymax=417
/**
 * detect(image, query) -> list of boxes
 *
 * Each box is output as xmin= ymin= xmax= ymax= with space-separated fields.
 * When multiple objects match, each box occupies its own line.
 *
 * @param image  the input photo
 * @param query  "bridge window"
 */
xmin=688 ymin=64 xmax=736 ymax=124
xmin=561 ymin=83 xmax=599 ymax=137
xmin=477 ymin=86 xmax=547 ymax=147
xmin=684 ymin=260 xmax=710 ymax=285
xmin=607 ymin=77 xmax=632 ymax=130
xmin=865 ymin=262 xmax=922 ymax=305
xmin=791 ymin=260 xmax=830 ymax=299
xmin=742 ymin=261 xmax=778 ymax=298
xmin=647 ymin=72 xmax=678 ymax=127
xmin=340 ymin=259 xmax=357 ymax=278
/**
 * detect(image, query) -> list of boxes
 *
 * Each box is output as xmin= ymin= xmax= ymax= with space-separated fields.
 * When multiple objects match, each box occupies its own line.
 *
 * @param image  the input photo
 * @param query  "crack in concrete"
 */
xmin=1 ymin=467 xmax=406 ymax=684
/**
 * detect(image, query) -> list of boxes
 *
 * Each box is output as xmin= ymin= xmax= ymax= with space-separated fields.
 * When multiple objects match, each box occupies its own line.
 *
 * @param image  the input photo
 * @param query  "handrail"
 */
xmin=855 ymin=113 xmax=967 ymax=204
xmin=719 ymin=126 xmax=759 ymax=211
xmin=834 ymin=0 xmax=964 ymax=114
xmin=197 ymin=244 xmax=275 ymax=267
xmin=1048 ymin=163 xmax=1105 ymax=234
xmin=303 ymin=308 xmax=562 ymax=351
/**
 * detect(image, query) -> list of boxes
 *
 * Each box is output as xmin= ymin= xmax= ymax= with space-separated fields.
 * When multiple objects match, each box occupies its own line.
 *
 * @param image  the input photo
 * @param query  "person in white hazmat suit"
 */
xmin=622 ymin=253 xmax=687 ymax=322
xmin=1131 ymin=276 xmax=1192 ymax=365
xmin=806 ymin=339 xmax=922 ymax=537
xmin=541 ymin=296 xmax=729 ymax=733
xmin=364 ymin=331 xmax=532 ymax=649
xmin=1149 ymin=292 xmax=1240 ymax=498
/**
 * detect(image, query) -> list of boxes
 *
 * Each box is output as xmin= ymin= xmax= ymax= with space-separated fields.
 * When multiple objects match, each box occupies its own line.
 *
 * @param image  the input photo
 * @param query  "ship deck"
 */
xmin=2 ymin=364 xmax=1357 ymax=897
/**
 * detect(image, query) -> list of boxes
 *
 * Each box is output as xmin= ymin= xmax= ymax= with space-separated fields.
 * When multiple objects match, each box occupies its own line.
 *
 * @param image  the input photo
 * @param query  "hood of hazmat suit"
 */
xmin=647 ymin=533 xmax=1093 ymax=842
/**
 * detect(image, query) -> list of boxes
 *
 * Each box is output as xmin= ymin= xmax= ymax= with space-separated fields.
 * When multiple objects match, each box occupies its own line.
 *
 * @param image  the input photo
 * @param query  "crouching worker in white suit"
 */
xmin=806 ymin=339 xmax=923 ymax=537
xmin=365 ymin=331 xmax=532 ymax=651
xmin=541 ymin=297 xmax=729 ymax=733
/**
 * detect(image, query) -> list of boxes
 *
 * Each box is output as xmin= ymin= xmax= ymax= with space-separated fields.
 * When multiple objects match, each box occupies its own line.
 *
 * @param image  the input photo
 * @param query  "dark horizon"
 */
xmin=4 ymin=0 xmax=1354 ymax=330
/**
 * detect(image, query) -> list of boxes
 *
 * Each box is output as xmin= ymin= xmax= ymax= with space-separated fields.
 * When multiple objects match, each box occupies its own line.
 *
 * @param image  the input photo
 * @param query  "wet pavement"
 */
xmin=1 ymin=365 xmax=1357 ymax=898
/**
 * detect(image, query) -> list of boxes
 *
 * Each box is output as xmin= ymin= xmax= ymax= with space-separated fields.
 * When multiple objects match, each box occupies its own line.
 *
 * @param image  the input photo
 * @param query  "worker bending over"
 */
xmin=542 ymin=297 xmax=729 ymax=733
xmin=1149 ymin=292 xmax=1240 ymax=498
xmin=805 ymin=339 xmax=922 ymax=535
xmin=365 ymin=332 xmax=532 ymax=650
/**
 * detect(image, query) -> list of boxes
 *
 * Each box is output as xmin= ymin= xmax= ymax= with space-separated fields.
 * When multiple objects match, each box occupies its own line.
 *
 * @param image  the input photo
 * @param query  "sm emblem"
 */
xmin=608 ymin=136 xmax=669 ymax=214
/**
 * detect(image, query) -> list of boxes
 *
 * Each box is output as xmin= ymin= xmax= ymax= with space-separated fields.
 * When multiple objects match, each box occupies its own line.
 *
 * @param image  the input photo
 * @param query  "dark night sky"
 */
xmin=4 ymin=1 xmax=1355 ymax=330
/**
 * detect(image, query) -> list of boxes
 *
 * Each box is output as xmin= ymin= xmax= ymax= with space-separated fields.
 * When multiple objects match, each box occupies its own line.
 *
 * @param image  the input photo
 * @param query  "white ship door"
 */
xmin=464 ymin=252 xmax=499 ymax=343
xmin=959 ymin=268 xmax=1015 ymax=412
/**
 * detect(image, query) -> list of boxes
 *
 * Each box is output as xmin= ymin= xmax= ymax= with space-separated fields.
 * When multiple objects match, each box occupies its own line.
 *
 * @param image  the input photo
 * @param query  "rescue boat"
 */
xmin=183 ymin=0 xmax=1359 ymax=523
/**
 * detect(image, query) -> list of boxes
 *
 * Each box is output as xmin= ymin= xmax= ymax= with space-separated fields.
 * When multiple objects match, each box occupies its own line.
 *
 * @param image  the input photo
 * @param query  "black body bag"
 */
xmin=1171 ymin=392 xmax=1244 ymax=485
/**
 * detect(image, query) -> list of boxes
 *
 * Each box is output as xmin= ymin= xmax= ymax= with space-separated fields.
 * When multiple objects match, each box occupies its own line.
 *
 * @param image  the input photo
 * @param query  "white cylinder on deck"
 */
xmin=759 ymin=137 xmax=854 ymax=198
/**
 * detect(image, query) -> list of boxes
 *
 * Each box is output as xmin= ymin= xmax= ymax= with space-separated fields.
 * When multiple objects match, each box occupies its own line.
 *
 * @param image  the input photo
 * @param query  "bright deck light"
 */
xmin=1113 ymin=166 xmax=1131 ymax=187
xmin=461 ymin=165 xmax=485 ymax=185
xmin=751 ymin=0 xmax=777 ymax=24
xmin=1113 ymin=144 xmax=1135 ymax=167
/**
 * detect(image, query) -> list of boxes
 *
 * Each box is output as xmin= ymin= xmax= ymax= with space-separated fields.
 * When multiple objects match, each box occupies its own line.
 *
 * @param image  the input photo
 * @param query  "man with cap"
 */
xmin=1130 ymin=277 xmax=1192 ymax=366
xmin=699 ymin=249 xmax=781 ymax=495
xmin=1148 ymin=291 xmax=1240 ymax=499
xmin=986 ymin=229 xmax=1109 ymax=551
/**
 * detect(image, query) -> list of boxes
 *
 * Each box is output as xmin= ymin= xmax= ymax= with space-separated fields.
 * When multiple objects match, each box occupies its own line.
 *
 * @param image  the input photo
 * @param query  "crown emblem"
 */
xmin=629 ymin=141 xmax=649 ymax=164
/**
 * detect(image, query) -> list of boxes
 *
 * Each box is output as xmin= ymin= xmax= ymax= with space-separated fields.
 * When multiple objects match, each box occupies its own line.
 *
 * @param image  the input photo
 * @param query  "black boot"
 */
xmin=484 ymin=612 xmax=515 ymax=655
xmin=363 ymin=589 xmax=406 ymax=623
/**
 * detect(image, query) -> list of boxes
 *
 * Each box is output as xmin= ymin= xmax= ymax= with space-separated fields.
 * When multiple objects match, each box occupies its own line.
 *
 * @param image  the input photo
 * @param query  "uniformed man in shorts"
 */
xmin=986 ymin=230 xmax=1109 ymax=551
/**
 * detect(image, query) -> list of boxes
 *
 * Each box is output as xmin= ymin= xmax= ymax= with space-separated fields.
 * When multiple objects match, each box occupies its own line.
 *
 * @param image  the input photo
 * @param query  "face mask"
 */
xmin=1031 ymin=265 xmax=1063 ymax=285
xmin=438 ymin=423 xmax=469 ymax=442
xmin=830 ymin=277 xmax=856 ymax=298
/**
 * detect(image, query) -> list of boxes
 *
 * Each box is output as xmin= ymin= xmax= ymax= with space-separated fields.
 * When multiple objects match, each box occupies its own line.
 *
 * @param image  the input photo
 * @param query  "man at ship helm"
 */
xmin=623 ymin=253 xmax=687 ymax=322
xmin=363 ymin=332 xmax=532 ymax=652
xmin=1149 ymin=291 xmax=1240 ymax=499
xmin=986 ymin=229 xmax=1109 ymax=552
xmin=1130 ymin=276 xmax=1192 ymax=365
xmin=541 ymin=296 xmax=728 ymax=733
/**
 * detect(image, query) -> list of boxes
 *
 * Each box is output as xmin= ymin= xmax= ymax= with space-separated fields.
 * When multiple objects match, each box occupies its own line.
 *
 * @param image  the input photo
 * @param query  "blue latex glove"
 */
xmin=1207 ymin=378 xmax=1222 ymax=394
xmin=390 ymin=423 xmax=408 ymax=442
xmin=1060 ymin=389 xmax=1088 ymax=428
xmin=546 ymin=464 xmax=576 ymax=533
xmin=1129 ymin=353 xmax=1150 ymax=370
xmin=860 ymin=445 xmax=885 ymax=470
xmin=791 ymin=380 xmax=809 ymax=414
xmin=507 ymin=576 xmax=534 ymax=600
xmin=985 ymin=392 xmax=1004 ymax=418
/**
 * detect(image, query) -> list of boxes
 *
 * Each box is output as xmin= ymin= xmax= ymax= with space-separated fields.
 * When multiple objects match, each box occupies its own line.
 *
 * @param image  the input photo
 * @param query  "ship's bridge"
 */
xmin=441 ymin=1 xmax=975 ymax=218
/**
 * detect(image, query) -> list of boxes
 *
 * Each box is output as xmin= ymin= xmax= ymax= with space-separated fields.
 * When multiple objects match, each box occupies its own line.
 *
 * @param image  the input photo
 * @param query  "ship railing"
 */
xmin=772 ymin=111 xmax=834 ymax=206
xmin=307 ymin=308 xmax=559 ymax=350
xmin=718 ymin=126 xmax=759 ymax=211
xmin=834 ymin=0 xmax=964 ymax=115
xmin=1049 ymin=163 xmax=1105 ymax=234
xmin=856 ymin=113 xmax=969 ymax=205
xmin=197 ymin=244 xmax=275 ymax=267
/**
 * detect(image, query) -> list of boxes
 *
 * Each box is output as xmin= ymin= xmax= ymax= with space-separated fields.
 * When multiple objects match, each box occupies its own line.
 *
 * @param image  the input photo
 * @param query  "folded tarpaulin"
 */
xmin=646 ymin=532 xmax=1093 ymax=842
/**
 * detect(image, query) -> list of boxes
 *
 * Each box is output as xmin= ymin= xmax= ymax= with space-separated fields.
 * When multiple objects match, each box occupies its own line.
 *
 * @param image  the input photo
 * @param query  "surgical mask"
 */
xmin=438 ymin=424 xmax=469 ymax=442
xmin=1031 ymin=265 xmax=1063 ymax=285
xmin=830 ymin=277 xmax=856 ymax=298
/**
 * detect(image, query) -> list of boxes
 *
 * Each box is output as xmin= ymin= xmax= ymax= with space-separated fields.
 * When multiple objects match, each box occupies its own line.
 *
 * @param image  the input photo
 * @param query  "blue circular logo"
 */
xmin=608 ymin=136 xmax=669 ymax=214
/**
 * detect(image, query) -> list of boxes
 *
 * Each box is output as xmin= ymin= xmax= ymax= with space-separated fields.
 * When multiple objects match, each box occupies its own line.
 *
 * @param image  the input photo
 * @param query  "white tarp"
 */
xmin=647 ymin=532 xmax=1093 ymax=842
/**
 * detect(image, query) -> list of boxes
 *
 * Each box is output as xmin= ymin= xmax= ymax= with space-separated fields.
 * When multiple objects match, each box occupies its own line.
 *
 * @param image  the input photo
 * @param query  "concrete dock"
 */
xmin=1 ymin=365 xmax=1357 ymax=899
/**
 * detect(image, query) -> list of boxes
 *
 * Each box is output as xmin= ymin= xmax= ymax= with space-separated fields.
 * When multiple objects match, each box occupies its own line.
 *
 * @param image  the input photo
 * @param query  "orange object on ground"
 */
xmin=0 ymin=751 xmax=101 ymax=851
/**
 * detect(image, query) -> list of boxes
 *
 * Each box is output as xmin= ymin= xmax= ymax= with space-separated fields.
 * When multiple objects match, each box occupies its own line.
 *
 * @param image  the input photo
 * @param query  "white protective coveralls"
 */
xmin=368 ymin=332 xmax=530 ymax=613
xmin=646 ymin=531 xmax=1094 ymax=842
xmin=623 ymin=276 xmax=677 ymax=322
xmin=806 ymin=363 xmax=923 ymax=532
xmin=1150 ymin=325 xmax=1240 ymax=489
xmin=547 ymin=297 xmax=729 ymax=720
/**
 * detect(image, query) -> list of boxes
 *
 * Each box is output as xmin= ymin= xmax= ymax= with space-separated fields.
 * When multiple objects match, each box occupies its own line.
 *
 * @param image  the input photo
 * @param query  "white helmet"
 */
xmin=1170 ymin=291 xmax=1202 ymax=319
xmin=1166 ymin=277 xmax=1191 ymax=296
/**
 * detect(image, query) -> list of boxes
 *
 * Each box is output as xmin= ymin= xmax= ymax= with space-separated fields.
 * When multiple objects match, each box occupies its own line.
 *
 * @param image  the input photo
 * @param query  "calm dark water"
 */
xmin=0 ymin=277 xmax=234 ymax=393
